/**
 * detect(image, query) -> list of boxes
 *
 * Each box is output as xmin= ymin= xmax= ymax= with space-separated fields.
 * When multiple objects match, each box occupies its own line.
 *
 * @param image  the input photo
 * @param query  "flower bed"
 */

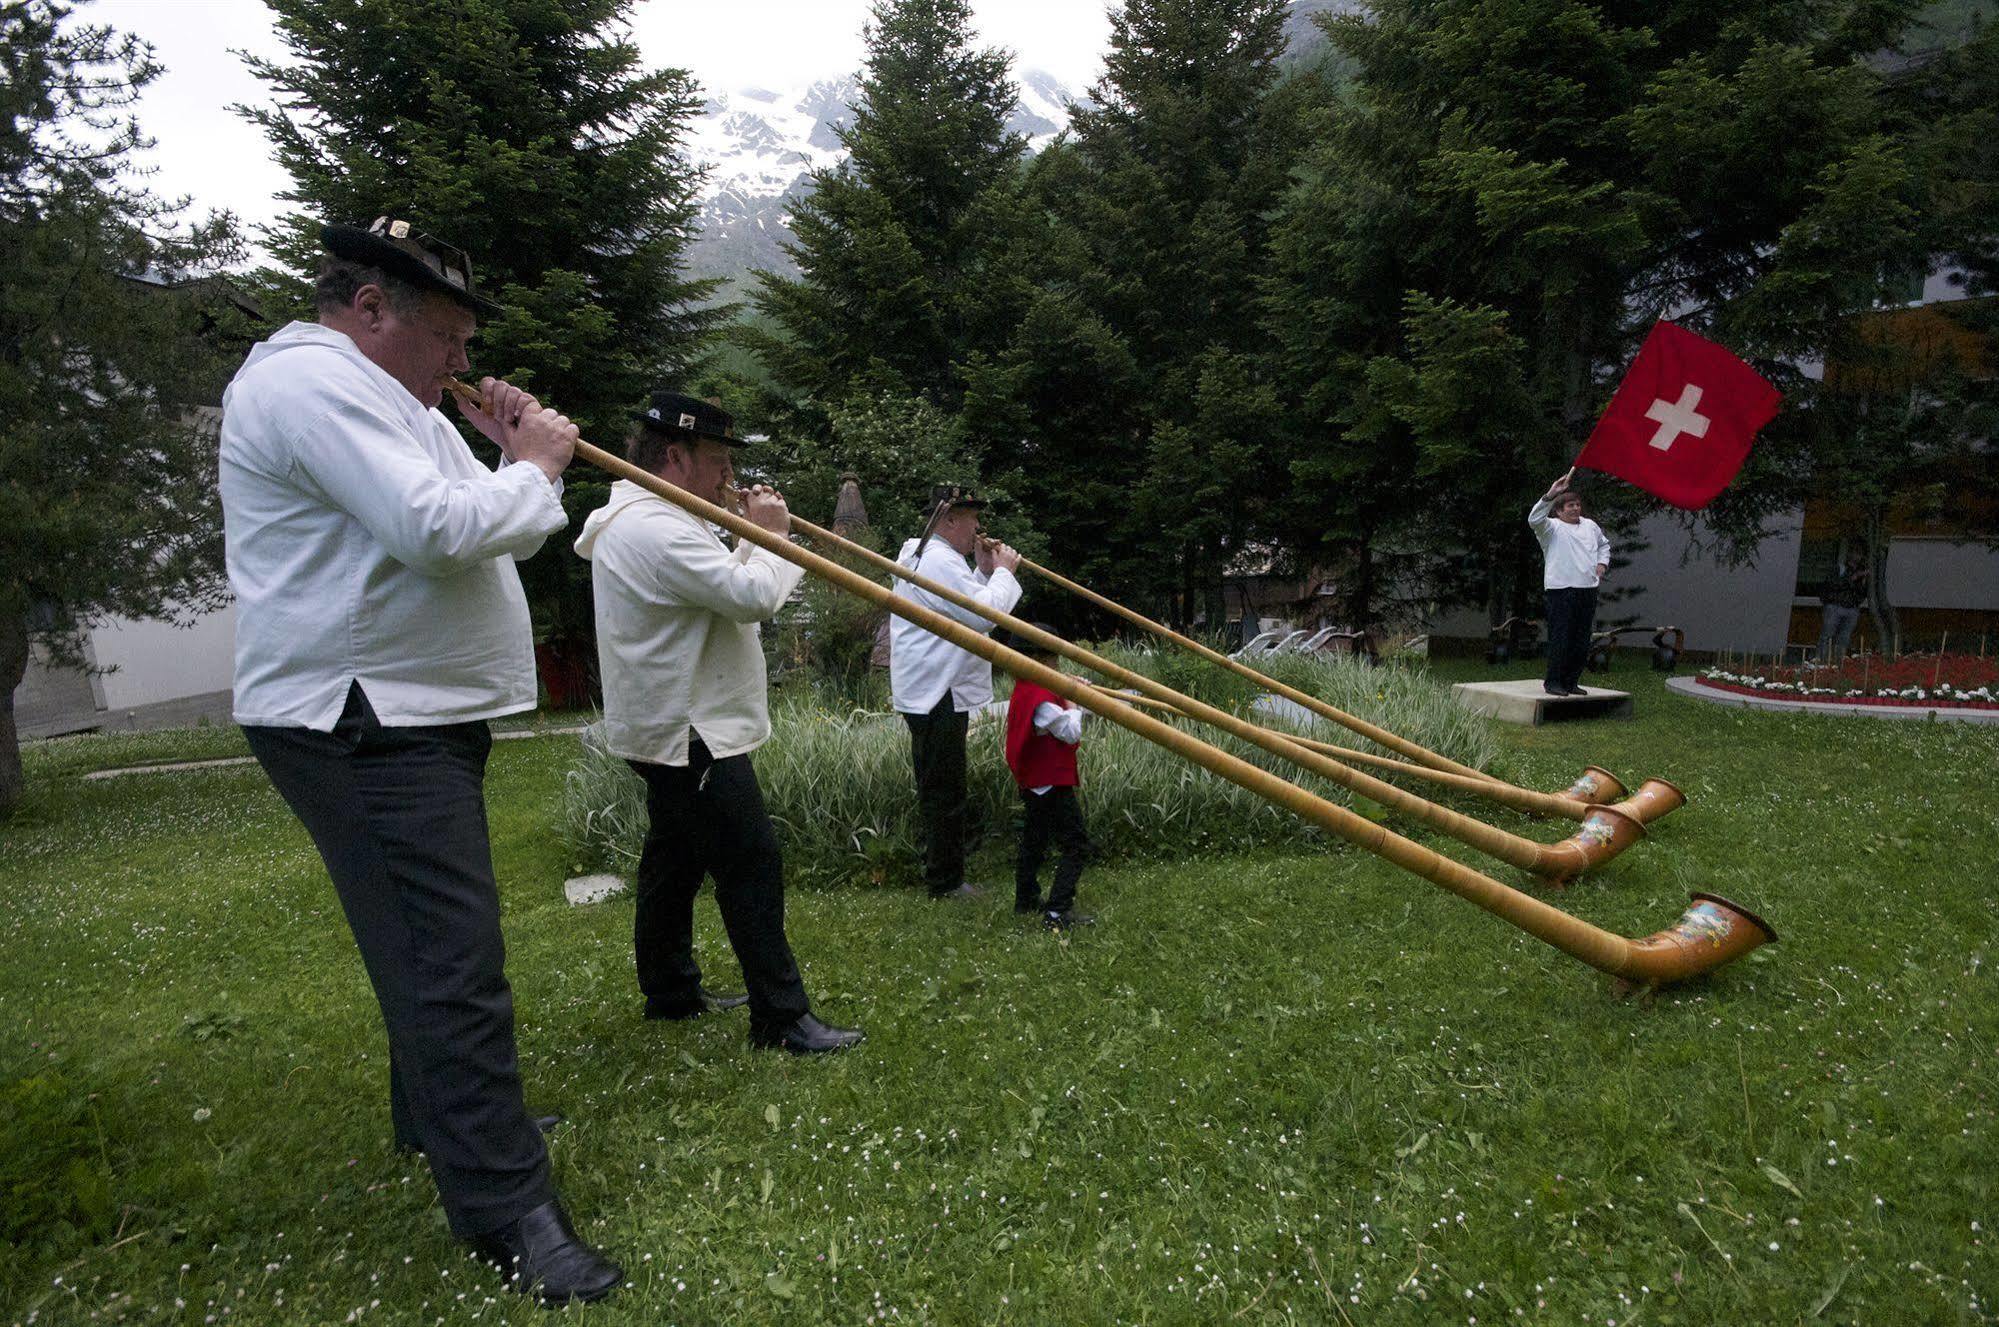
xmin=1698 ymin=652 xmax=1999 ymax=709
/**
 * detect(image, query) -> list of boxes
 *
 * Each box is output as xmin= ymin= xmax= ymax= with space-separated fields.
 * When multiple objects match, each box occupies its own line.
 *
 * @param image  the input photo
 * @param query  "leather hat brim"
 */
xmin=632 ymin=411 xmax=748 ymax=447
xmin=321 ymin=224 xmax=503 ymax=316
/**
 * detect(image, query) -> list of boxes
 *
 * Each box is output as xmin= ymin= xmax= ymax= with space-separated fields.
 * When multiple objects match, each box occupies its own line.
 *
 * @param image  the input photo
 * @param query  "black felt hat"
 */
xmin=929 ymin=482 xmax=988 ymax=511
xmin=635 ymin=390 xmax=743 ymax=446
xmin=320 ymin=217 xmax=502 ymax=315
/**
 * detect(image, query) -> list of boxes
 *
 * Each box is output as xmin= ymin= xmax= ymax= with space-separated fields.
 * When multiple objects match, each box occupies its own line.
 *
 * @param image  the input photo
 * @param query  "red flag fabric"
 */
xmin=1575 ymin=321 xmax=1781 ymax=510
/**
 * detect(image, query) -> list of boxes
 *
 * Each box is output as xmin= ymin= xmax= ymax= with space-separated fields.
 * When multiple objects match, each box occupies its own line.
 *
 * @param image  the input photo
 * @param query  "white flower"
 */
xmin=193 ymin=1106 xmax=212 ymax=1122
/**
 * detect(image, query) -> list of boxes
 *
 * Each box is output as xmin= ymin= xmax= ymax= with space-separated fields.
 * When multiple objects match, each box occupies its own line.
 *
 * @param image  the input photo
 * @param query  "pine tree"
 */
xmin=242 ymin=0 xmax=721 ymax=651
xmin=1261 ymin=0 xmax=1976 ymax=624
xmin=0 ymin=0 xmax=248 ymax=815
xmin=748 ymin=0 xmax=1027 ymax=443
xmin=1011 ymin=0 xmax=1303 ymax=625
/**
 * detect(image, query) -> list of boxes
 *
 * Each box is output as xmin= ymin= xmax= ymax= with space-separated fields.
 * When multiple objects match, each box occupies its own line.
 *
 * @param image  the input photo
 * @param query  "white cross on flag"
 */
xmin=1574 ymin=321 xmax=1781 ymax=510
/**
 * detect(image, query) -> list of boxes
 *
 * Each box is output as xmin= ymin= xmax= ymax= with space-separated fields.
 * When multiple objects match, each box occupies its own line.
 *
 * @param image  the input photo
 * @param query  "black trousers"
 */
xmin=1544 ymin=586 xmax=1599 ymax=691
xmin=902 ymin=696 xmax=970 ymax=895
xmin=628 ymin=739 xmax=809 ymax=1039
xmin=1016 ymin=786 xmax=1089 ymax=913
xmin=242 ymin=683 xmax=550 ymax=1239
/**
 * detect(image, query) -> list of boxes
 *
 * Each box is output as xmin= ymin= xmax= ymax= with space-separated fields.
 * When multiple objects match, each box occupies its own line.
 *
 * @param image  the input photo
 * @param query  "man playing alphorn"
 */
xmin=576 ymin=391 xmax=863 ymax=1055
xmin=221 ymin=217 xmax=621 ymax=1303
xmin=888 ymin=484 xmax=1022 ymax=899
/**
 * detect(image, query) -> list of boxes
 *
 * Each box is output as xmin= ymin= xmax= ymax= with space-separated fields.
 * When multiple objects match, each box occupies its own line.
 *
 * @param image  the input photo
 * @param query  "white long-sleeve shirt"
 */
xmin=220 ymin=321 xmax=567 ymax=731
xmin=575 ymin=480 xmax=805 ymax=766
xmin=1027 ymin=698 xmax=1083 ymax=795
xmin=888 ymin=536 xmax=1023 ymax=714
xmin=1527 ymin=496 xmax=1612 ymax=590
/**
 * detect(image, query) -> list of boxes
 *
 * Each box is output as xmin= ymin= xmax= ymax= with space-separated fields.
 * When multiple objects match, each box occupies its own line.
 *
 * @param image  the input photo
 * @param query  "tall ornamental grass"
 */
xmin=561 ymin=652 xmax=1496 ymax=888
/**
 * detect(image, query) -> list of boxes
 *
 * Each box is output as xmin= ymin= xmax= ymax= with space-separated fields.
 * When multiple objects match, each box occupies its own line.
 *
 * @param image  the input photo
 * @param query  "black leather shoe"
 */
xmin=752 ymin=1013 xmax=865 ymax=1055
xmin=469 ymin=1198 xmax=623 ymax=1305
xmin=1543 ymin=684 xmax=1565 ymax=696
xmin=1043 ymin=910 xmax=1096 ymax=930
xmin=644 ymin=987 xmax=750 ymax=1020
xmin=1567 ymin=685 xmax=1590 ymax=696
xmin=931 ymin=882 xmax=983 ymax=900
xmin=397 ymin=1111 xmax=562 ymax=1156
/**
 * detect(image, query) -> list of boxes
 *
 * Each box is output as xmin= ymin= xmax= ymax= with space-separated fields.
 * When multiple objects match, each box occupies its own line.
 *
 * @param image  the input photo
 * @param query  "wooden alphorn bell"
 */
xmin=1083 ymin=684 xmax=1614 ymax=821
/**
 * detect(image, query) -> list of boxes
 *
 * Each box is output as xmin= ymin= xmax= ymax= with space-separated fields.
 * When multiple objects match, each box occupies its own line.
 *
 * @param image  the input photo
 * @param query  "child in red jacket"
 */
xmin=1002 ymin=628 xmax=1095 ymax=929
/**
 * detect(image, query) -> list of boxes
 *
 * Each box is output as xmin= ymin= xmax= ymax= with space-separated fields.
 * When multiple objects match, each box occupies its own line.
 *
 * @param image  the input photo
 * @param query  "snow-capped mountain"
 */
xmin=685 ymin=71 xmax=1078 ymax=302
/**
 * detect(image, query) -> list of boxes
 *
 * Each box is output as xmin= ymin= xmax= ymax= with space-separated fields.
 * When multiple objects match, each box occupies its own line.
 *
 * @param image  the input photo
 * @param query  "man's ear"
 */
xmin=353 ymin=283 xmax=387 ymax=328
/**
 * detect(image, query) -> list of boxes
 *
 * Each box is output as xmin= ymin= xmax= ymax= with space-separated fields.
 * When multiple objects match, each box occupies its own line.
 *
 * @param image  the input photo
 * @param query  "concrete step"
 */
xmin=1451 ymin=679 xmax=1633 ymax=726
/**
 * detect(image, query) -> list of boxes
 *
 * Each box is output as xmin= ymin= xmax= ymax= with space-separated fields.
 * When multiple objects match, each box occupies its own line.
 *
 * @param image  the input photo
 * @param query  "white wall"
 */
xmin=1885 ymin=539 xmax=1999 ymax=611
xmin=1605 ymin=510 xmax=1806 ymax=655
xmin=88 ymin=602 xmax=236 ymax=710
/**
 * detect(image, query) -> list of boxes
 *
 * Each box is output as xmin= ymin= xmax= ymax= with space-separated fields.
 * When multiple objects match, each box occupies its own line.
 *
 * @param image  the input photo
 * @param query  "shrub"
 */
xmin=764 ymin=532 xmax=893 ymax=705
xmin=1085 ymin=642 xmax=1499 ymax=772
xmin=559 ymin=655 xmax=1496 ymax=887
xmin=1251 ymin=651 xmax=1500 ymax=770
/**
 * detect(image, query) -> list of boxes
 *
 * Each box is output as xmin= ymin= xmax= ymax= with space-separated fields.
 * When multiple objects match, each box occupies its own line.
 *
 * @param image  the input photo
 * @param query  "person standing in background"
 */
xmin=1816 ymin=552 xmax=1871 ymax=663
xmin=1528 ymin=468 xmax=1611 ymax=697
xmin=888 ymin=485 xmax=1022 ymax=899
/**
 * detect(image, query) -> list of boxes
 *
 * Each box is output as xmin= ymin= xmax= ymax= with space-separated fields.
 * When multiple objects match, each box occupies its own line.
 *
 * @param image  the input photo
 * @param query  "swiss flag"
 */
xmin=1575 ymin=321 xmax=1781 ymax=510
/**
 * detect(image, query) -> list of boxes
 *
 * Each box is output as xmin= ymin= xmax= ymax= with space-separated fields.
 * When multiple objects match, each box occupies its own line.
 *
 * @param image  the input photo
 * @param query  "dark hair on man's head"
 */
xmin=1001 ymin=624 xmax=1062 ymax=661
xmin=1555 ymin=489 xmax=1584 ymax=510
xmin=627 ymin=424 xmax=693 ymax=475
xmin=314 ymin=256 xmax=427 ymax=315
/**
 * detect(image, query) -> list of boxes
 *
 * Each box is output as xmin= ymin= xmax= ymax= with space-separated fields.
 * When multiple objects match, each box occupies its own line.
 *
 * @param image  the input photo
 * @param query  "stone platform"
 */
xmin=1451 ymin=679 xmax=1633 ymax=726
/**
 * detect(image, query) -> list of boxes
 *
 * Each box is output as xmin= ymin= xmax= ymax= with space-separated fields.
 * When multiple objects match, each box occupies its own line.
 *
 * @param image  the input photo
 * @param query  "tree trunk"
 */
xmin=1513 ymin=539 xmax=1540 ymax=622
xmin=1177 ymin=543 xmax=1196 ymax=630
xmin=1350 ymin=527 xmax=1376 ymax=627
xmin=1201 ymin=539 xmax=1227 ymax=634
xmin=1865 ymin=506 xmax=1898 ymax=655
xmin=0 ymin=612 xmax=29 ymax=817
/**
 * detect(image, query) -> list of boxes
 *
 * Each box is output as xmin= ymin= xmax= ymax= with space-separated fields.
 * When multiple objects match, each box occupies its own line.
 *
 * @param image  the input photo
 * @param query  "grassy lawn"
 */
xmin=2 ymin=659 xmax=1995 ymax=1325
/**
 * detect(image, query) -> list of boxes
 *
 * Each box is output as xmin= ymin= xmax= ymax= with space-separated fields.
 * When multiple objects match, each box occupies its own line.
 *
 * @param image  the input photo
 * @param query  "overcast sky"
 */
xmin=87 ymin=0 xmax=1113 ymax=242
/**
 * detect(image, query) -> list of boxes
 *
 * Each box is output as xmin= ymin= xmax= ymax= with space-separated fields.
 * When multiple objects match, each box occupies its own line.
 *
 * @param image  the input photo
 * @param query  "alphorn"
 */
xmin=457 ymin=386 xmax=1771 ymax=987
xmin=994 ymin=544 xmax=1685 ymax=825
xmin=1086 ymin=684 xmax=1592 ymax=816
xmin=751 ymin=501 xmax=1643 ymax=882
xmin=1083 ymin=684 xmax=1680 ymax=827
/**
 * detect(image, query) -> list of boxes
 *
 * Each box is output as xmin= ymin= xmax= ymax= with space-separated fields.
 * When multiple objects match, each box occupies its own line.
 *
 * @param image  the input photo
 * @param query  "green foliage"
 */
xmin=240 ymin=0 xmax=724 ymax=645
xmin=1260 ymin=0 xmax=1997 ymax=624
xmin=0 ymin=0 xmax=248 ymax=814
xmin=560 ymin=655 xmax=1496 ymax=887
xmin=5 ymin=665 xmax=1998 ymax=1321
xmin=764 ymin=531 xmax=894 ymax=705
xmin=180 ymin=1011 xmax=248 ymax=1042
xmin=749 ymin=0 xmax=1027 ymax=424
xmin=1007 ymin=0 xmax=1306 ymax=622
xmin=767 ymin=392 xmax=988 ymax=543
xmin=0 ymin=1074 xmax=115 ymax=1247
